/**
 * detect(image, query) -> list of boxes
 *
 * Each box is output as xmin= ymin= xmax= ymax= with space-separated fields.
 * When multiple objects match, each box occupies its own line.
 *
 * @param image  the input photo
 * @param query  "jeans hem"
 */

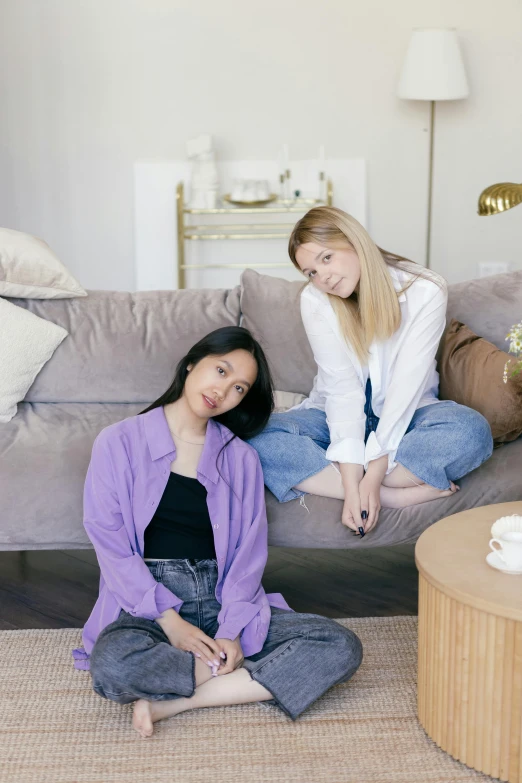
xmin=396 ymin=443 xmax=493 ymax=492
xmin=274 ymin=460 xmax=332 ymax=503
xmin=243 ymin=638 xmax=307 ymax=721
xmin=394 ymin=458 xmax=451 ymax=491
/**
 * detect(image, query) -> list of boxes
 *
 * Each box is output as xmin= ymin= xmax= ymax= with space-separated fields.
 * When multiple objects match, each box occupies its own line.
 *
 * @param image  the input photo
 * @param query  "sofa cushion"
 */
xmin=0 ymin=226 xmax=87 ymax=299
xmin=0 ymin=402 xmax=143 ymax=549
xmin=446 ymin=269 xmax=522 ymax=351
xmin=240 ymin=270 xmax=315 ymax=394
xmin=0 ymin=299 xmax=68 ymax=423
xmin=10 ymin=287 xmax=241 ymax=403
xmin=1 ymin=401 xmax=521 ymax=550
xmin=438 ymin=319 xmax=522 ymax=443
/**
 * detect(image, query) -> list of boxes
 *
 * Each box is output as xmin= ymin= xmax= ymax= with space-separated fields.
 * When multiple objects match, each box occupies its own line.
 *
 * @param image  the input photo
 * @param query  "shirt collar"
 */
xmin=142 ymin=406 xmax=225 ymax=484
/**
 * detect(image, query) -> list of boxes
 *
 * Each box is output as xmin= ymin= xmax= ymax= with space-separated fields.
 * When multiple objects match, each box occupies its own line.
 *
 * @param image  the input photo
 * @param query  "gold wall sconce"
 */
xmin=478 ymin=183 xmax=522 ymax=216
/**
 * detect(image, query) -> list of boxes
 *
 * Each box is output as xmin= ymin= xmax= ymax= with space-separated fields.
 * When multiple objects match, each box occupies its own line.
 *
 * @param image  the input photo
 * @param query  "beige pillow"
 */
xmin=0 ymin=298 xmax=68 ymax=422
xmin=273 ymin=390 xmax=306 ymax=412
xmin=0 ymin=227 xmax=87 ymax=299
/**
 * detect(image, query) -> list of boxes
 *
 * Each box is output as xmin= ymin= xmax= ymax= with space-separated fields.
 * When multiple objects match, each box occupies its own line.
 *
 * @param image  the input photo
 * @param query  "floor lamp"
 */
xmin=398 ymin=29 xmax=469 ymax=269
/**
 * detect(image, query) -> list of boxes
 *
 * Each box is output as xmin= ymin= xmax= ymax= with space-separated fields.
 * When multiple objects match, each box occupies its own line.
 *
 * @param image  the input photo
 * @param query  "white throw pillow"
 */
xmin=0 ymin=298 xmax=68 ymax=422
xmin=273 ymin=390 xmax=306 ymax=412
xmin=0 ymin=227 xmax=87 ymax=299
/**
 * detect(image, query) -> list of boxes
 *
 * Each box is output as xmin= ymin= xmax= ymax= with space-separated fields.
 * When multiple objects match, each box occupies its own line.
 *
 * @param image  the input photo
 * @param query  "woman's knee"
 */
xmin=330 ymin=623 xmax=363 ymax=678
xmin=90 ymin=627 xmax=149 ymax=700
xmin=304 ymin=616 xmax=363 ymax=677
xmin=458 ymin=406 xmax=493 ymax=460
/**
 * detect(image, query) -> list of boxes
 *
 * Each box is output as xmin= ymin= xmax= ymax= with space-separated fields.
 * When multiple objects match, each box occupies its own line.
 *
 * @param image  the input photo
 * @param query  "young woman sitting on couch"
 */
xmin=73 ymin=326 xmax=362 ymax=737
xmin=247 ymin=207 xmax=494 ymax=537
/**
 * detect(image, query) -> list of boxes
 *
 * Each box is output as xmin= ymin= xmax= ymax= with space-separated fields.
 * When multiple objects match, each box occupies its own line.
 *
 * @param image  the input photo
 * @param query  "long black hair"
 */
xmin=140 ymin=326 xmax=274 ymax=449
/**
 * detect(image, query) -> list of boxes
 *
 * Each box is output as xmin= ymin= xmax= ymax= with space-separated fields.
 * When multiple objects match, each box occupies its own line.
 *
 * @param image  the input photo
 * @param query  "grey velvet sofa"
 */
xmin=2 ymin=269 xmax=522 ymax=552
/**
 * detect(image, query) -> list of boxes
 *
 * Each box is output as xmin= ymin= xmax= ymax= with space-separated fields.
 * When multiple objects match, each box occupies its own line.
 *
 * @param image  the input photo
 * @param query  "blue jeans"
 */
xmin=248 ymin=381 xmax=493 ymax=503
xmin=89 ymin=559 xmax=363 ymax=720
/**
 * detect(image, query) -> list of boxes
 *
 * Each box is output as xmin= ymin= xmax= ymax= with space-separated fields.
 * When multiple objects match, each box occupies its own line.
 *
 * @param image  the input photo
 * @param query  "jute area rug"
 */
xmin=1 ymin=616 xmax=496 ymax=783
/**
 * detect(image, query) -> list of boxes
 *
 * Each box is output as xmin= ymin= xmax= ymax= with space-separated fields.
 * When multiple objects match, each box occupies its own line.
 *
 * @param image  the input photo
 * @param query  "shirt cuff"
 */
xmin=154 ymin=582 xmax=184 ymax=616
xmin=215 ymin=602 xmax=262 ymax=642
xmin=326 ymin=437 xmax=365 ymax=464
xmin=364 ymin=431 xmax=397 ymax=473
xmin=215 ymin=624 xmax=241 ymax=642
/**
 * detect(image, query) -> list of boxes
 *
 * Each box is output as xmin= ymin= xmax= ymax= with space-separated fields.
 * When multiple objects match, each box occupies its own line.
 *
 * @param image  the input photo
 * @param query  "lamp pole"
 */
xmin=426 ymin=100 xmax=435 ymax=269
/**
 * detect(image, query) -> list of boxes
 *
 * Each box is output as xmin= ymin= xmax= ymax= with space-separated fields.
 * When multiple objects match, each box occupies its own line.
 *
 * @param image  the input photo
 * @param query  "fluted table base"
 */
xmin=418 ymin=574 xmax=522 ymax=782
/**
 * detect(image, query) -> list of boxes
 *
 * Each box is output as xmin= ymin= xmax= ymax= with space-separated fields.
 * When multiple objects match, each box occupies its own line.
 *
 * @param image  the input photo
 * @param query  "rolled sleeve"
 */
xmin=364 ymin=431 xmax=398 ymax=473
xmin=326 ymin=435 xmax=366 ymax=464
xmin=84 ymin=430 xmax=183 ymax=620
xmin=216 ymin=602 xmax=264 ymax=643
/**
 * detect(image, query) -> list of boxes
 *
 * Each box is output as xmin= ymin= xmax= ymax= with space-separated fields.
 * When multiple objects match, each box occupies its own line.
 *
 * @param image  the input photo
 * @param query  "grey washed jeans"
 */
xmin=89 ymin=558 xmax=363 ymax=720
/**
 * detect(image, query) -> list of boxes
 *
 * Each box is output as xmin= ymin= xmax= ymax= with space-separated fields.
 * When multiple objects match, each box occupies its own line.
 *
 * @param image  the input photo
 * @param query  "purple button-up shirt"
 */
xmin=72 ymin=406 xmax=292 ymax=670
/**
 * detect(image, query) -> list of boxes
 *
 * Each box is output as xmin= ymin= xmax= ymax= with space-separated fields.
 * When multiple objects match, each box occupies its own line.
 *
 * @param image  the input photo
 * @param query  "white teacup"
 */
xmin=489 ymin=531 xmax=522 ymax=571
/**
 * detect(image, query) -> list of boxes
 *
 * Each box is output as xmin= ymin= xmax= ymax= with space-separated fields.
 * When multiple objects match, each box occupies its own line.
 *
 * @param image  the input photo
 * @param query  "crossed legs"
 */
xmin=295 ymin=462 xmax=458 ymax=508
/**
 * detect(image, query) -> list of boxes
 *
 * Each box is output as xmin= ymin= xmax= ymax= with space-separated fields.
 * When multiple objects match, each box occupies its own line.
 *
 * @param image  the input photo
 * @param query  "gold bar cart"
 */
xmin=175 ymin=180 xmax=333 ymax=289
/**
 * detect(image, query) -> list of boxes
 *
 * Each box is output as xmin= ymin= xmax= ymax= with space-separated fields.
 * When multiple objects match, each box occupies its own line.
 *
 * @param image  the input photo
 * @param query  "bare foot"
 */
xmin=381 ymin=481 xmax=459 ymax=509
xmin=132 ymin=699 xmax=155 ymax=738
xmin=132 ymin=697 xmax=189 ymax=737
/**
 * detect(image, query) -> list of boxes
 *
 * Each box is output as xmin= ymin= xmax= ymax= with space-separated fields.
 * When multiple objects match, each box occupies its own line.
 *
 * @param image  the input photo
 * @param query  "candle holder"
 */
xmin=279 ymin=173 xmax=286 ymax=201
xmin=318 ymin=171 xmax=327 ymax=203
xmin=284 ymin=169 xmax=292 ymax=201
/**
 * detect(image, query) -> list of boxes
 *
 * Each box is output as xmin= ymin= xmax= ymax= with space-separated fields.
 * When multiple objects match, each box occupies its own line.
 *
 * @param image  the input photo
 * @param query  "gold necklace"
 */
xmin=171 ymin=430 xmax=206 ymax=446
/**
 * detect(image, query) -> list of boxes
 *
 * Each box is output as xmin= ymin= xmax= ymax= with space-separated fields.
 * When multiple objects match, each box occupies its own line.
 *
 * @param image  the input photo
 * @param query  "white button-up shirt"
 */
xmin=288 ymin=265 xmax=447 ymax=473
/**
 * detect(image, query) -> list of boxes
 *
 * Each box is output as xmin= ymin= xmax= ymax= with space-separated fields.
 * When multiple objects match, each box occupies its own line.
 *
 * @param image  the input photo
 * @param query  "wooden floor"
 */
xmin=0 ymin=545 xmax=418 ymax=630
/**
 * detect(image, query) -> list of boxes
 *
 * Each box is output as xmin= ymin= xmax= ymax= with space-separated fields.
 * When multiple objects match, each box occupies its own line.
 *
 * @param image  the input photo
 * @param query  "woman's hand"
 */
xmin=358 ymin=455 xmax=388 ymax=533
xmin=155 ymin=609 xmax=223 ymax=668
xmin=339 ymin=463 xmax=364 ymax=532
xmin=358 ymin=473 xmax=382 ymax=533
xmin=341 ymin=491 xmax=363 ymax=533
xmin=214 ymin=636 xmax=244 ymax=675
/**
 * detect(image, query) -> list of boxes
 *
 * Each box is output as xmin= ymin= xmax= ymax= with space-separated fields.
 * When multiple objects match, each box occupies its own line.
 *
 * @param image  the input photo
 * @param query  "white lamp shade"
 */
xmin=397 ymin=28 xmax=469 ymax=101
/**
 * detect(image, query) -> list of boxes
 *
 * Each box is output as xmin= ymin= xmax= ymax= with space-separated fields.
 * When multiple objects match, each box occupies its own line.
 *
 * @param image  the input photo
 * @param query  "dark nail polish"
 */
xmin=358 ymin=526 xmax=365 ymax=538
xmin=361 ymin=510 xmax=368 ymax=520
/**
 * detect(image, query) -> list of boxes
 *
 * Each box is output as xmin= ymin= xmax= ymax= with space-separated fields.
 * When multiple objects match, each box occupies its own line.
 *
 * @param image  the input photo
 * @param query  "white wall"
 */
xmin=0 ymin=0 xmax=520 ymax=290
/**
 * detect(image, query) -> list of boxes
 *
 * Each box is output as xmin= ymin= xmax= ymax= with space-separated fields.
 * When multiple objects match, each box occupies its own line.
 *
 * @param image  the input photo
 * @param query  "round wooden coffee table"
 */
xmin=416 ymin=501 xmax=522 ymax=783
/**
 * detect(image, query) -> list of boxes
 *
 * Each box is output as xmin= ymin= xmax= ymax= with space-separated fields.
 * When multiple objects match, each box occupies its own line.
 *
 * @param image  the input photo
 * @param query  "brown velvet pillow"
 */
xmin=438 ymin=319 xmax=522 ymax=444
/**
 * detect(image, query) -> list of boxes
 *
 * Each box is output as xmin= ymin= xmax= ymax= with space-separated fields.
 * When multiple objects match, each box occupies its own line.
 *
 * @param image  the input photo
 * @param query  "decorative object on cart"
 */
xmin=134 ymin=158 xmax=366 ymax=291
xmin=280 ymin=144 xmax=292 ymax=200
xmin=224 ymin=180 xmax=276 ymax=206
xmin=186 ymin=133 xmax=219 ymax=210
xmin=478 ymin=182 xmax=522 ymax=216
xmin=175 ymin=179 xmax=333 ymax=289
xmin=398 ymin=28 xmax=469 ymax=269
xmin=278 ymin=144 xmax=328 ymax=203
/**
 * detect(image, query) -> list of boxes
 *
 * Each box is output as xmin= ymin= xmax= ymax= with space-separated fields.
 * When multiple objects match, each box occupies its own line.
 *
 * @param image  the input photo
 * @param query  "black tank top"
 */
xmin=143 ymin=472 xmax=216 ymax=560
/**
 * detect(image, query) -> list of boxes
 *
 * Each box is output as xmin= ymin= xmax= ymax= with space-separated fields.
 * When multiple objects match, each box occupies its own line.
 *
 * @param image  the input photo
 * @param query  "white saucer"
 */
xmin=486 ymin=551 xmax=522 ymax=575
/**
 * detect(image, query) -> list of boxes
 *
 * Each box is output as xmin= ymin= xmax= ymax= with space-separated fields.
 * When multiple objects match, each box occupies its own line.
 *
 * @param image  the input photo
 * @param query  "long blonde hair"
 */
xmin=288 ymin=206 xmax=432 ymax=363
